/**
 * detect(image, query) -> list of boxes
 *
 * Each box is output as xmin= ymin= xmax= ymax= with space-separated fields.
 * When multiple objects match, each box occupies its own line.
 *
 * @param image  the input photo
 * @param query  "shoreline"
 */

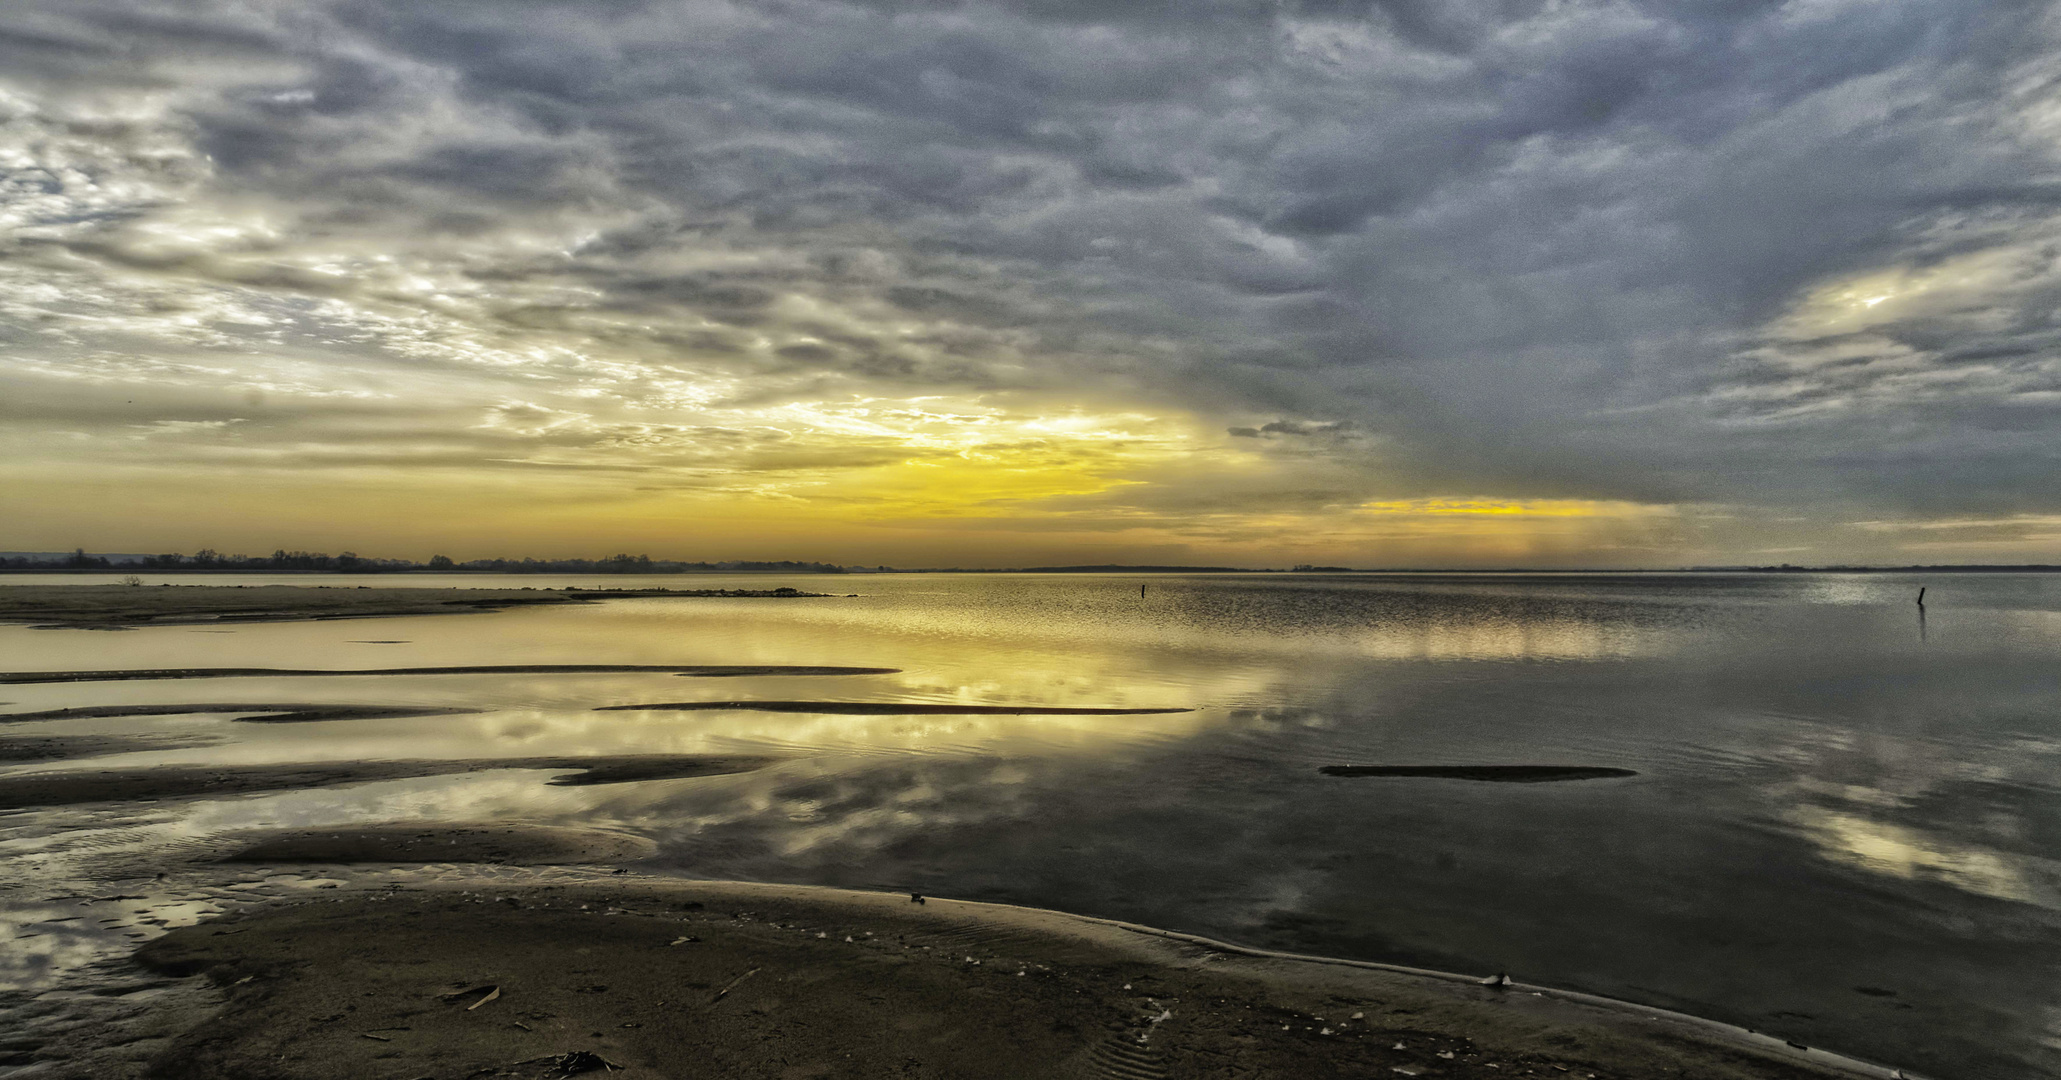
xmin=663 ymin=879 xmax=1910 ymax=1080
xmin=111 ymin=871 xmax=1897 ymax=1080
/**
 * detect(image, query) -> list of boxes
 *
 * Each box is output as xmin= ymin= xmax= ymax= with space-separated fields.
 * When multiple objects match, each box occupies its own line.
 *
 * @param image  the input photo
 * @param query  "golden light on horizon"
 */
xmin=1354 ymin=498 xmax=1656 ymax=518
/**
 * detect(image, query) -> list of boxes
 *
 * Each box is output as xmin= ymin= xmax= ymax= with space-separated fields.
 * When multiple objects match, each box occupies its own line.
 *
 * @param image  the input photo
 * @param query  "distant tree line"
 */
xmin=0 ymin=549 xmax=852 ymax=573
xmin=14 ymin=550 xmax=2053 ymax=575
xmin=445 ymin=554 xmax=848 ymax=574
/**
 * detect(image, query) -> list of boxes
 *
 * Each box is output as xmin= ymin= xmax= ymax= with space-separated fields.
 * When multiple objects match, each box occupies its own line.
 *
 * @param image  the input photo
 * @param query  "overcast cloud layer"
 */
xmin=3 ymin=0 xmax=2059 ymax=564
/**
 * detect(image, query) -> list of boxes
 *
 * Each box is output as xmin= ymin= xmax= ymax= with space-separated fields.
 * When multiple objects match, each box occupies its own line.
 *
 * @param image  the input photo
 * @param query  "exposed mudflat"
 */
xmin=598 ymin=700 xmax=1193 ymax=715
xmin=215 ymin=824 xmax=657 ymax=865
xmin=1318 ymin=765 xmax=1639 ymax=782
xmin=0 ymin=732 xmax=214 ymax=763
xmin=0 ymin=755 xmax=781 ymax=808
xmin=0 ymin=663 xmax=899 ymax=684
xmin=0 ymin=703 xmax=480 ymax=724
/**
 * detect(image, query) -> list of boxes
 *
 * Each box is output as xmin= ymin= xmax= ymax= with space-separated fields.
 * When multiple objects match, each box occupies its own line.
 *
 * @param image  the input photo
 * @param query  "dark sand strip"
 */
xmin=542 ymin=758 xmax=778 ymax=785
xmin=0 ymin=733 xmax=215 ymax=763
xmin=1320 ymin=765 xmax=1637 ymax=782
xmin=0 ymin=664 xmax=898 ymax=685
xmin=0 ymin=584 xmax=839 ymax=629
xmin=598 ymin=700 xmax=1193 ymax=715
xmin=0 ymin=756 xmax=778 ymax=809
xmin=131 ymin=879 xmax=1872 ymax=1080
xmin=217 ymin=824 xmax=655 ymax=865
xmin=1 ymin=704 xmax=478 ymax=725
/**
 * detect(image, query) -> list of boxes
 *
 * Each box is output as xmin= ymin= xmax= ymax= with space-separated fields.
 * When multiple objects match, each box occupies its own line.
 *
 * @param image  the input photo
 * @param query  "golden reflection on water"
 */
xmin=1788 ymin=805 xmax=2037 ymax=904
xmin=598 ymin=590 xmax=1666 ymax=666
xmin=12 ymin=574 xmax=2061 ymax=1074
xmin=1343 ymin=620 xmax=1650 ymax=661
xmin=1752 ymin=708 xmax=2061 ymax=910
xmin=0 ymin=574 xmax=1673 ymax=786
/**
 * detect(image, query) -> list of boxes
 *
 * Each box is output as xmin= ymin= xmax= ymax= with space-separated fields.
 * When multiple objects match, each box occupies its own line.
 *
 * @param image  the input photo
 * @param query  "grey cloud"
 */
xmin=2 ymin=0 xmax=2058 ymax=537
xmin=1228 ymin=419 xmax=1353 ymax=440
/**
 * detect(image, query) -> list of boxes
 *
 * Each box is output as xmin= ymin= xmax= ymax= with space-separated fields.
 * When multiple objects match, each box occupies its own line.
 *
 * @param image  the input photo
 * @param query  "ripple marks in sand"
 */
xmin=1083 ymin=1032 xmax=1171 ymax=1080
xmin=1318 ymin=765 xmax=1637 ymax=782
xmin=0 ymin=664 xmax=899 ymax=684
xmin=597 ymin=701 xmax=1191 ymax=715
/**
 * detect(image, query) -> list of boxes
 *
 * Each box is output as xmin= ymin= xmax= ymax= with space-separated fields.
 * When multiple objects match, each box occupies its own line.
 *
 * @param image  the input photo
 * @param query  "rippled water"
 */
xmin=2 ymin=571 xmax=2057 ymax=1078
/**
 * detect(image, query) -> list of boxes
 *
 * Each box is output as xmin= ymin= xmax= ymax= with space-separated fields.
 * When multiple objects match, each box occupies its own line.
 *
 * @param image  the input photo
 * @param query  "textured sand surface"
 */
xmin=132 ymin=878 xmax=1875 ymax=1080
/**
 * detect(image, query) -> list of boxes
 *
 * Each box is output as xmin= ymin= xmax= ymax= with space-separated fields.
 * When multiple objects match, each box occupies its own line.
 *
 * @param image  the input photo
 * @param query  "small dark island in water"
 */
xmin=1319 ymin=764 xmax=1637 ymax=783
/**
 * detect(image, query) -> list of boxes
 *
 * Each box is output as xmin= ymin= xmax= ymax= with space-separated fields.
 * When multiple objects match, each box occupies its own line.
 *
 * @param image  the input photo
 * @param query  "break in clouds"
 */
xmin=2 ymin=0 xmax=2059 ymax=562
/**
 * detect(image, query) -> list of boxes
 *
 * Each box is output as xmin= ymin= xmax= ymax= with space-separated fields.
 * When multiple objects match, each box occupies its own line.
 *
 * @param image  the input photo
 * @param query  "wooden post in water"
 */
xmin=1916 ymin=587 xmax=1926 ymax=608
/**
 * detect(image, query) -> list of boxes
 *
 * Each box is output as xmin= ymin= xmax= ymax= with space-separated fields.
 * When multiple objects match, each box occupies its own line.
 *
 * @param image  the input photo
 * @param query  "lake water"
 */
xmin=2 ymin=571 xmax=2057 ymax=1078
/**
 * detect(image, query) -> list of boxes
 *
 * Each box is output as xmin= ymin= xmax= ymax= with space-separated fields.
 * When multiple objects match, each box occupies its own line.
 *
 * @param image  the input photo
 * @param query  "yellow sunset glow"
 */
xmin=1355 ymin=498 xmax=1646 ymax=518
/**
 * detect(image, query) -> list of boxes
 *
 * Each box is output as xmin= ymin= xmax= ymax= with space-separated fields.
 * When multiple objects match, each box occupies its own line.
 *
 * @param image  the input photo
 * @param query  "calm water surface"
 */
xmin=2 ymin=571 xmax=2057 ymax=1078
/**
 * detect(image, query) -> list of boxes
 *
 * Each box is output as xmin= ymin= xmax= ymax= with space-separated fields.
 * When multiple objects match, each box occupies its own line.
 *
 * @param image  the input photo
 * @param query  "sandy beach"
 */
xmin=112 ymin=860 xmax=1877 ymax=1080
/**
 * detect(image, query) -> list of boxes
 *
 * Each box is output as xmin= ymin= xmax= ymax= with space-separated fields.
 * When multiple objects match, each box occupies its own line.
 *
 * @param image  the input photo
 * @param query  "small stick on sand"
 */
xmin=712 ymin=967 xmax=760 ymax=1003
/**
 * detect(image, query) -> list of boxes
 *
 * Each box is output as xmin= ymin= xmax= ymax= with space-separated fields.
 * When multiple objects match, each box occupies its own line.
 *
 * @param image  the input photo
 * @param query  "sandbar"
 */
xmin=598 ymin=700 xmax=1193 ymax=715
xmin=1319 ymin=766 xmax=1638 ymax=783
xmin=0 ymin=664 xmax=898 ymax=685
xmin=128 ymin=876 xmax=1876 ymax=1080
xmin=0 ymin=583 xmax=841 ymax=630
xmin=0 ymin=732 xmax=212 ymax=763
xmin=0 ymin=755 xmax=779 ymax=809
xmin=216 ymin=824 xmax=657 ymax=865
xmin=0 ymin=703 xmax=480 ymax=724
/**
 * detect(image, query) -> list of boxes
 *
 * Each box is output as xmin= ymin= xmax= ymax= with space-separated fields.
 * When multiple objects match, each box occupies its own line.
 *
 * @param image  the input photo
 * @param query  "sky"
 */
xmin=3 ymin=0 xmax=2059 ymax=568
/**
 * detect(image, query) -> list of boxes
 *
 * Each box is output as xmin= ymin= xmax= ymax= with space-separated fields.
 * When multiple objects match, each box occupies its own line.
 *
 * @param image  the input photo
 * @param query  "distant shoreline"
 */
xmin=5 ymin=563 xmax=2058 ymax=575
xmin=0 ymin=583 xmax=846 ymax=629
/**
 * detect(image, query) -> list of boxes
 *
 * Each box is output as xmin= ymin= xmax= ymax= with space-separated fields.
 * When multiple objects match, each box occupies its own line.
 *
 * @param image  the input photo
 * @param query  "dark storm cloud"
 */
xmin=4 ymin=0 xmax=2059 ymax=528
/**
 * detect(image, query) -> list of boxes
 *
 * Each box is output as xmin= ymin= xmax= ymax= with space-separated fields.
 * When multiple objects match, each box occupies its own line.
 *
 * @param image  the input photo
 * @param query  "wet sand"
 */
xmin=0 ymin=584 xmax=841 ymax=629
xmin=216 ymin=824 xmax=657 ymax=865
xmin=1318 ymin=766 xmax=1640 ymax=783
xmin=0 ymin=703 xmax=480 ymax=724
xmin=0 ymin=732 xmax=212 ymax=763
xmin=599 ymin=701 xmax=1194 ymax=715
xmin=0 ymin=755 xmax=780 ymax=809
xmin=0 ymin=664 xmax=898 ymax=684
xmin=129 ymin=874 xmax=1877 ymax=1080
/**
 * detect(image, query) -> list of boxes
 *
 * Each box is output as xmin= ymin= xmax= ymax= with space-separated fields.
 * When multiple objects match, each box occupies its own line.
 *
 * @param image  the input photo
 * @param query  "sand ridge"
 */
xmin=0 ymin=664 xmax=899 ymax=684
xmin=130 ymin=875 xmax=1888 ymax=1080
xmin=0 ymin=755 xmax=782 ymax=809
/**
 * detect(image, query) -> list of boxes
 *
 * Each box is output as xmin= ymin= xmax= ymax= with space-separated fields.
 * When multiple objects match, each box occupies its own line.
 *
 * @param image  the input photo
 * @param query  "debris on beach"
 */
xmin=440 ymin=983 xmax=501 ymax=1008
xmin=712 ymin=967 xmax=759 ymax=1002
xmin=511 ymin=1049 xmax=622 ymax=1076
